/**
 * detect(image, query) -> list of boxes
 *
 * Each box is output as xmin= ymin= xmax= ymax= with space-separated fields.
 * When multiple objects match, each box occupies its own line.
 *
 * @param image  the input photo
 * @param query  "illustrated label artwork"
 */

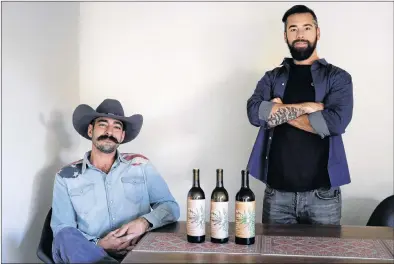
xmin=210 ymin=201 xmax=229 ymax=239
xmin=235 ymin=201 xmax=255 ymax=238
xmin=187 ymin=198 xmax=205 ymax=236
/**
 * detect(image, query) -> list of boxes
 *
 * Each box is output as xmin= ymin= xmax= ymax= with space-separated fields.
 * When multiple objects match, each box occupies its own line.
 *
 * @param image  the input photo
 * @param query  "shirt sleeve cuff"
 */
xmin=141 ymin=213 xmax=161 ymax=231
xmin=308 ymin=111 xmax=330 ymax=138
xmin=258 ymin=101 xmax=274 ymax=121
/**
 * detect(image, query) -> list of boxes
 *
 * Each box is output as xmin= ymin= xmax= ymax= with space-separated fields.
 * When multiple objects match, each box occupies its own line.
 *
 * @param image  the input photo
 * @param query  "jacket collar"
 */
xmin=280 ymin=57 xmax=328 ymax=70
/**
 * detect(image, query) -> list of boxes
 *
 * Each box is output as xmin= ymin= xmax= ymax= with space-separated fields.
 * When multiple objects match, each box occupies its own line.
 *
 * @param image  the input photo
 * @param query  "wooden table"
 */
xmin=122 ymin=221 xmax=394 ymax=263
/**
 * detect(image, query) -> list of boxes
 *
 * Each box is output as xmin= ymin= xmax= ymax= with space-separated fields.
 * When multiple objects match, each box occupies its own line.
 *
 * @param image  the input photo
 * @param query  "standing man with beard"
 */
xmin=246 ymin=5 xmax=353 ymax=225
xmin=50 ymin=99 xmax=180 ymax=263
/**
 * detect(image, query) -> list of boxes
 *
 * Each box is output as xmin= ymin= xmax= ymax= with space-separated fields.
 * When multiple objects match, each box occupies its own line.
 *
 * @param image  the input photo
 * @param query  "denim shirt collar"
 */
xmin=81 ymin=150 xmax=126 ymax=174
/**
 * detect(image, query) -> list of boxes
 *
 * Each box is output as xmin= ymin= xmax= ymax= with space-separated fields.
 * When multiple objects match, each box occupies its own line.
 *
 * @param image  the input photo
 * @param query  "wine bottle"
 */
xmin=210 ymin=168 xmax=229 ymax=243
xmin=235 ymin=170 xmax=255 ymax=245
xmin=187 ymin=168 xmax=205 ymax=243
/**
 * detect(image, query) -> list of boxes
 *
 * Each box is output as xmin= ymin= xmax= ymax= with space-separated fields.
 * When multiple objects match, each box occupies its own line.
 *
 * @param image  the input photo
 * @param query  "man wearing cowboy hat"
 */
xmin=50 ymin=99 xmax=180 ymax=263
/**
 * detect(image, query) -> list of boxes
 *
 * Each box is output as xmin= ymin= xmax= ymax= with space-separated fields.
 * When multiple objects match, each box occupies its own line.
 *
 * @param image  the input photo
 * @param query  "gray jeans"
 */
xmin=262 ymin=185 xmax=342 ymax=225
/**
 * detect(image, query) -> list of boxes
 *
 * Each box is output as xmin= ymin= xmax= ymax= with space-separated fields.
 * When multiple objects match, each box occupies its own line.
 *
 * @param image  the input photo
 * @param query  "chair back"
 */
xmin=36 ymin=208 xmax=54 ymax=263
xmin=367 ymin=195 xmax=394 ymax=227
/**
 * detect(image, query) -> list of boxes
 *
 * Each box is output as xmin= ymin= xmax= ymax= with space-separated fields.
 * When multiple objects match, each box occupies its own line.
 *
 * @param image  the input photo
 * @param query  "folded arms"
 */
xmin=247 ymin=69 xmax=353 ymax=138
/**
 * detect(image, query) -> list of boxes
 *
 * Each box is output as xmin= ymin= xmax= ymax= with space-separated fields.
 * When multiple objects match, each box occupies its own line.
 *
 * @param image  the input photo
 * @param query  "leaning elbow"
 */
xmin=174 ymin=205 xmax=180 ymax=221
xmin=158 ymin=203 xmax=180 ymax=225
xmin=170 ymin=201 xmax=180 ymax=221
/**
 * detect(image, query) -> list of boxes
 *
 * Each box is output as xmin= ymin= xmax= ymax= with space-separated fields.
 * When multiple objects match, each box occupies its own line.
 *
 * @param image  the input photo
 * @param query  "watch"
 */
xmin=141 ymin=217 xmax=153 ymax=231
xmin=92 ymin=238 xmax=100 ymax=246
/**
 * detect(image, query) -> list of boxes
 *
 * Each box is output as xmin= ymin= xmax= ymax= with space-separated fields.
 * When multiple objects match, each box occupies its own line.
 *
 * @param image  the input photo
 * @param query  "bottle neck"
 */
xmin=216 ymin=169 xmax=223 ymax=188
xmin=193 ymin=173 xmax=200 ymax=187
xmin=242 ymin=172 xmax=249 ymax=188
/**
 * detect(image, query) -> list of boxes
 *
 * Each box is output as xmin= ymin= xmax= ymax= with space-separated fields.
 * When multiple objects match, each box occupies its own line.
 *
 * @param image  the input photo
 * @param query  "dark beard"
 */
xmin=95 ymin=143 xmax=118 ymax=154
xmin=93 ymin=134 xmax=119 ymax=154
xmin=287 ymin=38 xmax=317 ymax=61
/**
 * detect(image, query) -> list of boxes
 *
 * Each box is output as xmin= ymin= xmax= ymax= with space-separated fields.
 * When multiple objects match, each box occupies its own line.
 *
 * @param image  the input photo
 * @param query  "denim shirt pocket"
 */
xmin=121 ymin=176 xmax=145 ymax=203
xmin=69 ymin=183 xmax=96 ymax=215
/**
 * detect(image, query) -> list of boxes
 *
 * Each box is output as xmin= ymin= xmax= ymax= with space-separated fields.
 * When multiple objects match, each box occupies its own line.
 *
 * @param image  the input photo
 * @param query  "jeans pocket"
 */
xmin=264 ymin=185 xmax=275 ymax=197
xmin=314 ymin=187 xmax=341 ymax=201
xmin=310 ymin=187 xmax=342 ymax=224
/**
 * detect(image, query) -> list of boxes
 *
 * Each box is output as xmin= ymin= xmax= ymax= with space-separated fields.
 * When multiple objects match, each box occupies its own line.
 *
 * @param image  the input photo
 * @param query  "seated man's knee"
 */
xmin=54 ymin=227 xmax=84 ymax=246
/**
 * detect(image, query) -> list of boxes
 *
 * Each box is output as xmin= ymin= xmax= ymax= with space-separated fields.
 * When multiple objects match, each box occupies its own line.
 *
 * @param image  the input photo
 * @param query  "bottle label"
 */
xmin=210 ymin=201 xmax=229 ymax=239
xmin=235 ymin=201 xmax=255 ymax=238
xmin=187 ymin=198 xmax=205 ymax=236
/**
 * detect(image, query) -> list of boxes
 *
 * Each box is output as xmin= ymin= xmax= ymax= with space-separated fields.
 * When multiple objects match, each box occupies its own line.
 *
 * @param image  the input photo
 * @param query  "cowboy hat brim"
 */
xmin=72 ymin=104 xmax=143 ymax=144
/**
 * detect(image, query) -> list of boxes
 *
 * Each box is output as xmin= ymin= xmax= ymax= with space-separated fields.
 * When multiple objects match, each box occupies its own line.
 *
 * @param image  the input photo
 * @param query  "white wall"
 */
xmin=2 ymin=2 xmax=80 ymax=262
xmin=2 ymin=2 xmax=393 ymax=262
xmin=79 ymin=1 xmax=393 ymax=226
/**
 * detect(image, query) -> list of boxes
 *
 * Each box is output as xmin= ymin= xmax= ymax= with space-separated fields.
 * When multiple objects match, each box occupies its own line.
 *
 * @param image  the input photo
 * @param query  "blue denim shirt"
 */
xmin=246 ymin=58 xmax=353 ymax=187
xmin=50 ymin=151 xmax=180 ymax=242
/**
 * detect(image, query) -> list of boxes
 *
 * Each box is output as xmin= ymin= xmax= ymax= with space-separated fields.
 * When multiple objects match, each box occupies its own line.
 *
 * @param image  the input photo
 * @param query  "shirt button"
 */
xmin=110 ymin=200 xmax=113 ymax=204
xmin=282 ymin=83 xmax=284 ymax=86
xmin=266 ymin=156 xmax=268 ymax=160
xmin=269 ymin=137 xmax=272 ymax=140
xmin=112 ymin=217 xmax=115 ymax=221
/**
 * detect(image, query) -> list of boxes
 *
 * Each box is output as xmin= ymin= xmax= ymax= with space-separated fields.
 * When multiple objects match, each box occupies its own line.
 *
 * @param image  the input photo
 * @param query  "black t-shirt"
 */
xmin=267 ymin=63 xmax=331 ymax=192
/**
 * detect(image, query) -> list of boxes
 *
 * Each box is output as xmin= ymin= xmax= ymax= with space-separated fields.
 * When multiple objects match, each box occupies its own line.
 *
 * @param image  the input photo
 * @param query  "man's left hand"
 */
xmin=113 ymin=236 xmax=141 ymax=256
xmin=113 ymin=218 xmax=150 ymax=242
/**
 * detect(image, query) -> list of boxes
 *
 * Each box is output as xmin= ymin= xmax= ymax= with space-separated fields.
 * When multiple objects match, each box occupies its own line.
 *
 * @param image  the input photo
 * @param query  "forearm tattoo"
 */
xmin=267 ymin=106 xmax=306 ymax=127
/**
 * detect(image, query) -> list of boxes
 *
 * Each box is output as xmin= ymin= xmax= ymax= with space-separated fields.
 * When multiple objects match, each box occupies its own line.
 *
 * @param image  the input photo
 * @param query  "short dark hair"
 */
xmin=282 ymin=5 xmax=318 ymax=31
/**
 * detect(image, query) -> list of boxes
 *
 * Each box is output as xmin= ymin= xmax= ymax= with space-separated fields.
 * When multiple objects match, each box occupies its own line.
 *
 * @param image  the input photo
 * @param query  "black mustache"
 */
xmin=97 ymin=135 xmax=119 ymax=144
